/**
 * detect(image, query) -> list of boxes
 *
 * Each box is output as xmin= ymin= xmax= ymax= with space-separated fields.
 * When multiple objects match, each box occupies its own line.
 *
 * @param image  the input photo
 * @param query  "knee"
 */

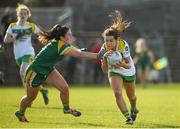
xmin=27 ymin=94 xmax=37 ymax=102
xmin=21 ymin=95 xmax=37 ymax=103
xmin=114 ymin=91 xmax=122 ymax=99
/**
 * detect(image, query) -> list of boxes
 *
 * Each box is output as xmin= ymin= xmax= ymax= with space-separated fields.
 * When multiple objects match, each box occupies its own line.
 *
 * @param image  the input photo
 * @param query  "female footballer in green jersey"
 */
xmin=100 ymin=10 xmax=138 ymax=124
xmin=15 ymin=24 xmax=103 ymax=122
xmin=134 ymin=38 xmax=154 ymax=86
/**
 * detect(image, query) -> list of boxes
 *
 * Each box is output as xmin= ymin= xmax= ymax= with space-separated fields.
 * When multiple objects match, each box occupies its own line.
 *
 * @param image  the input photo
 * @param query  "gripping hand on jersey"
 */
xmin=15 ymin=32 xmax=24 ymax=40
xmin=103 ymin=50 xmax=114 ymax=58
xmin=97 ymin=49 xmax=106 ymax=59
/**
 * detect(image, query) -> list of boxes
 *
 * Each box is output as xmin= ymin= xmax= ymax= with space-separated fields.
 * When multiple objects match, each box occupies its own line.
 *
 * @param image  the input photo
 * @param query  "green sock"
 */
xmin=131 ymin=106 xmax=137 ymax=112
xmin=40 ymin=86 xmax=44 ymax=92
xmin=19 ymin=110 xmax=25 ymax=115
xmin=63 ymin=103 xmax=70 ymax=111
xmin=122 ymin=111 xmax=131 ymax=119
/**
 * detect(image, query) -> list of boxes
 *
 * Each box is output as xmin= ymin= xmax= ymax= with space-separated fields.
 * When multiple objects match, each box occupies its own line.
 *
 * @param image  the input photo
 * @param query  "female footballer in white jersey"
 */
xmin=3 ymin=4 xmax=49 ymax=105
xmin=100 ymin=10 xmax=139 ymax=125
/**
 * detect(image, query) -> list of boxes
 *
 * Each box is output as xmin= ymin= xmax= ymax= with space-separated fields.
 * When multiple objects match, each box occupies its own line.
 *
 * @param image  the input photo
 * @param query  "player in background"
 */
xmin=14 ymin=24 xmax=104 ymax=122
xmin=3 ymin=4 xmax=49 ymax=105
xmin=100 ymin=10 xmax=138 ymax=124
xmin=133 ymin=38 xmax=154 ymax=86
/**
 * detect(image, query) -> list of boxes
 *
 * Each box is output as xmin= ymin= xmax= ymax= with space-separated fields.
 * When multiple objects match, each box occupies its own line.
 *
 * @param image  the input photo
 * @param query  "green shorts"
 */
xmin=108 ymin=71 xmax=136 ymax=83
xmin=16 ymin=55 xmax=34 ymax=67
xmin=25 ymin=66 xmax=47 ymax=88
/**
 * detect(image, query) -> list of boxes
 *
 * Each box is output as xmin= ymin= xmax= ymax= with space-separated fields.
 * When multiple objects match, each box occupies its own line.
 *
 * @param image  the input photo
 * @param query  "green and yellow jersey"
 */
xmin=30 ymin=40 xmax=76 ymax=75
xmin=25 ymin=40 xmax=76 ymax=87
xmin=136 ymin=50 xmax=151 ymax=70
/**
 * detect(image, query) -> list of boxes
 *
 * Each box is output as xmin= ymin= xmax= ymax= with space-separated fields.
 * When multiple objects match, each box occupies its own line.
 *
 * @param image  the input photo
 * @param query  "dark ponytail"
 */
xmin=38 ymin=24 xmax=69 ymax=45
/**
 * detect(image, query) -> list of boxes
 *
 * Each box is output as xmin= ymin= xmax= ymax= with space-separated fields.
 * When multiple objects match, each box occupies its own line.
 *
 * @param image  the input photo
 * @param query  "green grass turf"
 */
xmin=0 ymin=84 xmax=180 ymax=128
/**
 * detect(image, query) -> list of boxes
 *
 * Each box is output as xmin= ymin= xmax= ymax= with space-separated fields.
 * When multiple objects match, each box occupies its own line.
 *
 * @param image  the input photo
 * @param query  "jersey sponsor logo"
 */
xmin=12 ymin=28 xmax=33 ymax=35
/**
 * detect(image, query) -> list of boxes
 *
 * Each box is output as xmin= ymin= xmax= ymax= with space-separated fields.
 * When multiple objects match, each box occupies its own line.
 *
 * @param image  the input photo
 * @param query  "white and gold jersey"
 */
xmin=101 ymin=39 xmax=136 ymax=76
xmin=6 ymin=21 xmax=40 ymax=59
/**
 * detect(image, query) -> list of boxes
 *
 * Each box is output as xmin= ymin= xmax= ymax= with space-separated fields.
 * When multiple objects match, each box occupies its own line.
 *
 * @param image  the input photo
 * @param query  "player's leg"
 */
xmin=124 ymin=81 xmax=139 ymax=121
xmin=137 ymin=68 xmax=145 ymax=85
xmin=22 ymin=55 xmax=49 ymax=105
xmin=15 ymin=69 xmax=40 ymax=122
xmin=15 ymin=85 xmax=40 ymax=122
xmin=19 ymin=55 xmax=34 ymax=89
xmin=45 ymin=69 xmax=81 ymax=117
xmin=39 ymin=86 xmax=49 ymax=105
xmin=108 ymin=75 xmax=133 ymax=124
xmin=20 ymin=62 xmax=29 ymax=88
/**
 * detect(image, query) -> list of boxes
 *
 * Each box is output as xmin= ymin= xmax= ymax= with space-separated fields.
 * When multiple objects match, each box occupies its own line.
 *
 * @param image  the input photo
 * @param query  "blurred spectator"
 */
xmin=1 ymin=7 xmax=15 ymax=37
xmin=90 ymin=39 xmax=105 ymax=84
xmin=64 ymin=43 xmax=80 ymax=84
xmin=133 ymin=38 xmax=155 ymax=86
xmin=65 ymin=56 xmax=79 ymax=84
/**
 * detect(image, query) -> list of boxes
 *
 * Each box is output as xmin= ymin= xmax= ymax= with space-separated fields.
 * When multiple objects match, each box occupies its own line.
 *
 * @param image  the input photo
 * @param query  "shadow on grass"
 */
xmin=153 ymin=123 xmax=180 ymax=128
xmin=137 ymin=121 xmax=180 ymax=128
xmin=31 ymin=106 xmax=62 ymax=110
xmin=29 ymin=121 xmax=67 ymax=125
xmin=12 ymin=105 xmax=62 ymax=110
xmin=78 ymin=108 xmax=117 ymax=113
xmin=12 ymin=105 xmax=117 ymax=112
xmin=30 ymin=121 xmax=111 ymax=128
xmin=79 ymin=122 xmax=112 ymax=127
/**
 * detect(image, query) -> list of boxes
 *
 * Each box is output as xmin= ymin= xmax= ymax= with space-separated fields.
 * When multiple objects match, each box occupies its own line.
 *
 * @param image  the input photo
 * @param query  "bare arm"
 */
xmin=101 ymin=57 xmax=108 ymax=73
xmin=66 ymin=49 xmax=98 ymax=60
xmin=3 ymin=33 xmax=15 ymax=44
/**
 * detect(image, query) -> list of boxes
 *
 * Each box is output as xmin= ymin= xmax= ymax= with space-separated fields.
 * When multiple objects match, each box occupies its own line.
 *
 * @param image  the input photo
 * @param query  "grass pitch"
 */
xmin=0 ymin=84 xmax=180 ymax=128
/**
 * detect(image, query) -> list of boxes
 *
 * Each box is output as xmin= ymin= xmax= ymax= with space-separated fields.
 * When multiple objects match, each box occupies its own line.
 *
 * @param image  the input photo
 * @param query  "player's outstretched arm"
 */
xmin=66 ymin=49 xmax=98 ymax=60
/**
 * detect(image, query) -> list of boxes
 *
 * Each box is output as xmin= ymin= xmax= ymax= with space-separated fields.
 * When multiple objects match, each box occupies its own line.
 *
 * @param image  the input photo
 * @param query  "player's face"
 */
xmin=104 ymin=36 xmax=116 ymax=50
xmin=62 ymin=29 xmax=74 ymax=45
xmin=17 ymin=9 xmax=29 ymax=22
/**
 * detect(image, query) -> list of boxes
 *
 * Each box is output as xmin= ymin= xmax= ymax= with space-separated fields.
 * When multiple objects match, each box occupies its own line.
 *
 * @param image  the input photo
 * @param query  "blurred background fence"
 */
xmin=0 ymin=0 xmax=180 ymax=85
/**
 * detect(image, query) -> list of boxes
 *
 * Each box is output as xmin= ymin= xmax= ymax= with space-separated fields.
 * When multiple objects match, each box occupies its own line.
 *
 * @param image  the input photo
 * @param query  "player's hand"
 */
xmin=15 ymin=32 xmax=24 ymax=40
xmin=112 ymin=61 xmax=123 ymax=69
xmin=97 ymin=49 xmax=106 ymax=59
xmin=104 ymin=50 xmax=113 ymax=58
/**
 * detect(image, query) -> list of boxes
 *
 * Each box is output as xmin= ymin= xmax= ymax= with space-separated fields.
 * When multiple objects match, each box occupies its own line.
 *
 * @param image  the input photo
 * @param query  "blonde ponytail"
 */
xmin=102 ymin=10 xmax=132 ymax=39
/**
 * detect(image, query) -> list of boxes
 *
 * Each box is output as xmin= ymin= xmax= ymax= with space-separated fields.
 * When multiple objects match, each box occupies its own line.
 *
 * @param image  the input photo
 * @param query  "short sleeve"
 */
xmin=119 ymin=40 xmax=130 ymax=58
xmin=58 ymin=40 xmax=77 ymax=55
xmin=61 ymin=45 xmax=77 ymax=55
xmin=34 ymin=24 xmax=40 ymax=34
xmin=27 ymin=22 xmax=40 ymax=34
xmin=122 ymin=44 xmax=130 ymax=58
